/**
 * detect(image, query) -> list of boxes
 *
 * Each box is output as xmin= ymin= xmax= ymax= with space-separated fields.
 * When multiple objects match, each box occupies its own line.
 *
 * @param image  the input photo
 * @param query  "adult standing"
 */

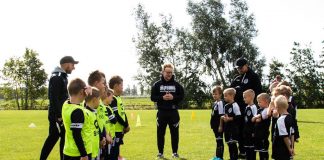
xmin=230 ymin=57 xmax=262 ymax=159
xmin=40 ymin=56 xmax=79 ymax=160
xmin=151 ymin=63 xmax=184 ymax=159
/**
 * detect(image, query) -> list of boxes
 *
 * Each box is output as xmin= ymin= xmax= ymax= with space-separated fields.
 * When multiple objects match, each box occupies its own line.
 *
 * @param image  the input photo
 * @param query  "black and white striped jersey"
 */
xmin=210 ymin=100 xmax=225 ymax=129
xmin=255 ymin=108 xmax=271 ymax=138
xmin=272 ymin=114 xmax=294 ymax=158
xmin=243 ymin=104 xmax=258 ymax=134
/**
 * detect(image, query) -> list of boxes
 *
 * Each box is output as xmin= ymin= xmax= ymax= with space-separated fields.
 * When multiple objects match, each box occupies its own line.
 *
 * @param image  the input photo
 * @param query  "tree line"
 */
xmin=133 ymin=0 xmax=324 ymax=108
xmin=0 ymin=0 xmax=323 ymax=109
xmin=0 ymin=48 xmax=47 ymax=110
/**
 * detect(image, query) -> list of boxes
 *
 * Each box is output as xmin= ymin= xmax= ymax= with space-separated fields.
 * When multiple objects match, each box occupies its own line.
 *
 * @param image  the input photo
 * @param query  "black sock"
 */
xmin=228 ymin=143 xmax=238 ymax=160
xmin=245 ymin=147 xmax=256 ymax=160
xmin=216 ymin=139 xmax=224 ymax=158
xmin=259 ymin=152 xmax=269 ymax=160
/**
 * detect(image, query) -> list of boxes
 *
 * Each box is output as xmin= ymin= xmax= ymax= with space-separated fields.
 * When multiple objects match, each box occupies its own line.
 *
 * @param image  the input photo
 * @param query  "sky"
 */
xmin=0 ymin=0 xmax=323 ymax=87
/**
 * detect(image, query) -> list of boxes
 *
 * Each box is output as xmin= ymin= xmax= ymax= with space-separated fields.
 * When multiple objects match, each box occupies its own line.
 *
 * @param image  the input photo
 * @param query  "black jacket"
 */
xmin=48 ymin=67 xmax=69 ymax=121
xmin=230 ymin=67 xmax=262 ymax=109
xmin=231 ymin=68 xmax=262 ymax=108
xmin=151 ymin=75 xmax=184 ymax=110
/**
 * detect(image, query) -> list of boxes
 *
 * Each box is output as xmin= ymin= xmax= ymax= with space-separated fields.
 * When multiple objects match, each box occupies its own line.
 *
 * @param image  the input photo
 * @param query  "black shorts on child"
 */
xmin=224 ymin=126 xmax=239 ymax=144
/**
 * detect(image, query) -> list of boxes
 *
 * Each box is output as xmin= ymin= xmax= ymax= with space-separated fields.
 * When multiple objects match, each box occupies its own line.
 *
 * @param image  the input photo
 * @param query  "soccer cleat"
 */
xmin=209 ymin=157 xmax=219 ymax=160
xmin=156 ymin=153 xmax=164 ymax=159
xmin=172 ymin=153 xmax=180 ymax=159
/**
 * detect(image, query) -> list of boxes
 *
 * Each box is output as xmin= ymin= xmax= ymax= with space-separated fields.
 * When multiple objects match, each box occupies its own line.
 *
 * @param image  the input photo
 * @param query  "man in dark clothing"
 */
xmin=40 ymin=56 xmax=78 ymax=160
xmin=230 ymin=57 xmax=262 ymax=159
xmin=151 ymin=63 xmax=184 ymax=159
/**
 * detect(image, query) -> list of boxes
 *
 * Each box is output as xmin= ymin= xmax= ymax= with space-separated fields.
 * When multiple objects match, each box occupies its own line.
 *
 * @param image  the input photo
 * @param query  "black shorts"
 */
xmin=213 ymin=129 xmax=223 ymax=140
xmin=224 ymin=127 xmax=239 ymax=144
xmin=115 ymin=132 xmax=124 ymax=145
xmin=254 ymin=136 xmax=269 ymax=152
xmin=243 ymin=132 xmax=254 ymax=148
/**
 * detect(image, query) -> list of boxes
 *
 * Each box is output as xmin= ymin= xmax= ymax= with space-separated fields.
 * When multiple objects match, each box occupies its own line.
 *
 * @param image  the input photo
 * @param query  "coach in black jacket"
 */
xmin=151 ymin=63 xmax=184 ymax=159
xmin=230 ymin=57 xmax=262 ymax=159
xmin=40 ymin=56 xmax=78 ymax=160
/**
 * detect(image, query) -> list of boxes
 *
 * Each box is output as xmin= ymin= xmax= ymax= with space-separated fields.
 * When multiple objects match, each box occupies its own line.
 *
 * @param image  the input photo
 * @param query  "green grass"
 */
xmin=0 ymin=109 xmax=323 ymax=160
xmin=0 ymin=97 xmax=154 ymax=110
xmin=123 ymin=97 xmax=155 ymax=110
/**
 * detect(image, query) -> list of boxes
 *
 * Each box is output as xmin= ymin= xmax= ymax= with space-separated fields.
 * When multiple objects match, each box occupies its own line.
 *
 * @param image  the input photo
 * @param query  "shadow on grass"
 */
xmin=299 ymin=120 xmax=324 ymax=124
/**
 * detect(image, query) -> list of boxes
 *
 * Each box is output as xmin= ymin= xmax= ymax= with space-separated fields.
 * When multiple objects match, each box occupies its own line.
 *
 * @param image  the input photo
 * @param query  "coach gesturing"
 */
xmin=151 ymin=63 xmax=184 ymax=159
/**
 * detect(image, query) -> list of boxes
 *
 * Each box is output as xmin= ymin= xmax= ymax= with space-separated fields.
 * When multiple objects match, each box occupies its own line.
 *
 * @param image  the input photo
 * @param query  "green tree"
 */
xmin=187 ymin=0 xmax=231 ymax=85
xmin=187 ymin=0 xmax=265 ymax=86
xmin=134 ymin=4 xmax=209 ymax=108
xmin=228 ymin=0 xmax=266 ymax=79
xmin=134 ymin=4 xmax=165 ymax=87
xmin=1 ymin=48 xmax=47 ymax=110
xmin=134 ymin=0 xmax=266 ymax=107
xmin=1 ymin=57 xmax=25 ymax=109
xmin=131 ymin=85 xmax=138 ymax=96
xmin=286 ymin=42 xmax=324 ymax=108
xmin=22 ymin=49 xmax=47 ymax=109
xmin=320 ymin=40 xmax=324 ymax=66
xmin=124 ymin=85 xmax=131 ymax=96
xmin=268 ymin=58 xmax=285 ymax=83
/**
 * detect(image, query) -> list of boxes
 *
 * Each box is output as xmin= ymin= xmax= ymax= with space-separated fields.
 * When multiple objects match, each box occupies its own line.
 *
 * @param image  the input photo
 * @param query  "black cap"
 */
xmin=235 ymin=58 xmax=247 ymax=68
xmin=60 ymin=56 xmax=79 ymax=64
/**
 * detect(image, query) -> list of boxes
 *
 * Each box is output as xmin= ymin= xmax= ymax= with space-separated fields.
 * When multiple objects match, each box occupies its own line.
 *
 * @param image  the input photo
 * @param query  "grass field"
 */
xmin=0 ymin=97 xmax=154 ymax=110
xmin=0 ymin=109 xmax=324 ymax=160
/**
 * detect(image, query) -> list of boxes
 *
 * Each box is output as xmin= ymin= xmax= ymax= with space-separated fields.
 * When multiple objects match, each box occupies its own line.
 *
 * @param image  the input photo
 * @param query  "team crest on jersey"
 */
xmin=160 ymin=85 xmax=176 ymax=93
xmin=214 ymin=104 xmax=218 ymax=111
xmin=247 ymin=110 xmax=251 ymax=116
xmin=243 ymin=79 xmax=249 ymax=84
xmin=228 ymin=108 xmax=232 ymax=113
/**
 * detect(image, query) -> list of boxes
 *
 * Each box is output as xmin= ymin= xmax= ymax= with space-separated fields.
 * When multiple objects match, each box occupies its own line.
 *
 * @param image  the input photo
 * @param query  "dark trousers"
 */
xmin=157 ymin=110 xmax=180 ymax=154
xmin=110 ymin=132 xmax=124 ymax=160
xmin=40 ymin=120 xmax=65 ymax=160
xmin=63 ymin=154 xmax=91 ymax=160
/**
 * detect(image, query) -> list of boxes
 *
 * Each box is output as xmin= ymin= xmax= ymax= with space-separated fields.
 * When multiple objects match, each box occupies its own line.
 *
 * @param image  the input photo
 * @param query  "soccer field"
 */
xmin=0 ymin=109 xmax=324 ymax=160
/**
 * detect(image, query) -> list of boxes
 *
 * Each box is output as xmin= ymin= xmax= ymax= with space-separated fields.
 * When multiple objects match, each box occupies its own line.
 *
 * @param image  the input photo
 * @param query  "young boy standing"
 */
xmin=242 ymin=89 xmax=258 ymax=160
xmin=88 ymin=70 xmax=107 ymax=132
xmin=272 ymin=95 xmax=295 ymax=160
xmin=253 ymin=93 xmax=271 ymax=160
xmin=87 ymin=70 xmax=108 ymax=159
xmin=101 ymin=87 xmax=117 ymax=159
xmin=109 ymin=76 xmax=130 ymax=160
xmin=277 ymin=85 xmax=299 ymax=141
xmin=84 ymin=87 xmax=101 ymax=160
xmin=210 ymin=86 xmax=224 ymax=160
xmin=218 ymin=88 xmax=241 ymax=160
xmin=62 ymin=78 xmax=92 ymax=160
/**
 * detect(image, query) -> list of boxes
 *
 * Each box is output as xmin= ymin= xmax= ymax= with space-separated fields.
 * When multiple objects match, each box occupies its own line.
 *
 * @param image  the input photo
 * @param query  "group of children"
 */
xmin=60 ymin=69 xmax=299 ymax=160
xmin=210 ymin=82 xmax=299 ymax=160
xmin=62 ymin=70 xmax=129 ymax=160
